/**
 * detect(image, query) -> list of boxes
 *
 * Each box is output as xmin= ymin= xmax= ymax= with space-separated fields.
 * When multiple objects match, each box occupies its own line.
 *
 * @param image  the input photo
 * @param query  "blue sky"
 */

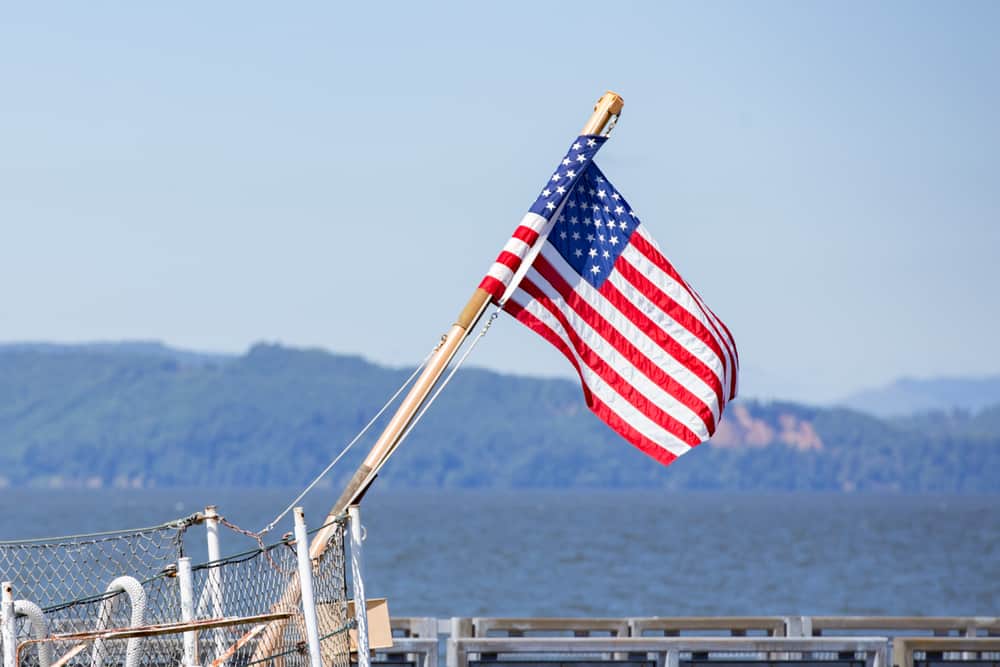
xmin=1 ymin=2 xmax=998 ymax=403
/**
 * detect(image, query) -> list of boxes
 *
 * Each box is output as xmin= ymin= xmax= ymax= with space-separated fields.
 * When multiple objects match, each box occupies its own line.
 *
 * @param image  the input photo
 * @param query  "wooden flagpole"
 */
xmin=244 ymin=91 xmax=623 ymax=664
xmin=308 ymin=90 xmax=625 ymax=555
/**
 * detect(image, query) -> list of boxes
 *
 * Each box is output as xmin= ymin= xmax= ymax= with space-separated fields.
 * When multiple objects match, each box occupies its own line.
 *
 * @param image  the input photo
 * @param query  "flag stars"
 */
xmin=551 ymin=173 xmax=561 ymax=182
xmin=612 ymin=193 xmax=621 ymax=200
xmin=598 ymin=234 xmax=606 ymax=243
xmin=574 ymin=248 xmax=583 ymax=258
xmin=571 ymin=231 xmax=581 ymax=240
xmin=602 ymin=250 xmax=611 ymax=259
xmin=597 ymin=190 xmax=606 ymax=199
xmin=562 ymin=158 xmax=571 ymax=166
xmin=614 ymin=205 xmax=624 ymax=214
xmin=556 ymin=185 xmax=566 ymax=194
xmin=542 ymin=188 xmax=551 ymax=197
xmin=576 ymin=154 xmax=587 ymax=163
xmin=566 ymin=169 xmax=576 ymax=178
xmin=586 ymin=233 xmax=595 ymax=242
xmin=619 ymin=221 xmax=628 ymax=230
xmin=572 ymin=142 xmax=581 ymax=150
xmin=590 ymin=264 xmax=601 ymax=275
xmin=587 ymin=138 xmax=597 ymax=147
xmin=588 ymin=248 xmax=598 ymax=258
xmin=570 ymin=216 xmax=579 ymax=224
xmin=559 ymin=231 xmax=568 ymax=240
xmin=594 ymin=219 xmax=603 ymax=229
xmin=545 ymin=202 xmax=556 ymax=210
xmin=609 ymin=236 xmax=619 ymax=246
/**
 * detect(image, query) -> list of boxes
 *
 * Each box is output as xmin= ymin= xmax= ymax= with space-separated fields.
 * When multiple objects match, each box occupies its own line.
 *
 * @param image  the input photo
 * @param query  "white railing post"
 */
xmin=2 ymin=582 xmax=16 ymax=667
xmin=294 ymin=507 xmax=324 ymax=667
xmin=178 ymin=557 xmax=199 ymax=667
xmin=348 ymin=505 xmax=370 ymax=667
xmin=203 ymin=505 xmax=225 ymax=664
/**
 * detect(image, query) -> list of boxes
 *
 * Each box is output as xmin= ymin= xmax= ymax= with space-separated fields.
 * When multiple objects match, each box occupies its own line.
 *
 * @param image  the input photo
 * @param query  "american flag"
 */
xmin=480 ymin=135 xmax=738 ymax=466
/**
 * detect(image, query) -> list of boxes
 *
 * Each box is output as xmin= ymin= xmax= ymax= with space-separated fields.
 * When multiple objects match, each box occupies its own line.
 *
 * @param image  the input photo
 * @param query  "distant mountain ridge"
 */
xmin=840 ymin=376 xmax=1000 ymax=417
xmin=0 ymin=342 xmax=997 ymax=492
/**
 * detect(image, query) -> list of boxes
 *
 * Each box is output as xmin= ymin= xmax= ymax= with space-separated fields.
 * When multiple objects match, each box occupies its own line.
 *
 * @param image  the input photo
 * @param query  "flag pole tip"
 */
xmin=597 ymin=91 xmax=624 ymax=115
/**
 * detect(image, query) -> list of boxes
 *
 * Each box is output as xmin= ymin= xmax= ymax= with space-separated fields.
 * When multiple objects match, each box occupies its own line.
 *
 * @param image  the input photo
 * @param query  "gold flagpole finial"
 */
xmin=580 ymin=91 xmax=624 ymax=136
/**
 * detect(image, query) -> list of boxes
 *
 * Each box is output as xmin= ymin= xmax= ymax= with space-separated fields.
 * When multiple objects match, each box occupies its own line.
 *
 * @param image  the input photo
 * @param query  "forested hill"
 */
xmin=1 ymin=343 xmax=998 ymax=492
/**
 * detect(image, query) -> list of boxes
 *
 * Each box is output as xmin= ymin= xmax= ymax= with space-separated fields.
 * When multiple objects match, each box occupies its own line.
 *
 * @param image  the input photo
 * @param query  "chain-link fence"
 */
xmin=2 ymin=512 xmax=350 ymax=667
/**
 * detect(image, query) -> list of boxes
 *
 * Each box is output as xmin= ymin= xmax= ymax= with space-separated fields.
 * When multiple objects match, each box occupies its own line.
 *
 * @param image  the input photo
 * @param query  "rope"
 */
xmin=373 ymin=308 xmax=501 ymax=477
xmin=254 ymin=346 xmax=436 ymax=537
xmin=0 ymin=514 xmax=200 ymax=546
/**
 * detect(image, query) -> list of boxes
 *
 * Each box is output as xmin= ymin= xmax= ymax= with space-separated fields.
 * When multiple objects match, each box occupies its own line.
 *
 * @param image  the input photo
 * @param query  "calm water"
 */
xmin=0 ymin=489 xmax=996 ymax=617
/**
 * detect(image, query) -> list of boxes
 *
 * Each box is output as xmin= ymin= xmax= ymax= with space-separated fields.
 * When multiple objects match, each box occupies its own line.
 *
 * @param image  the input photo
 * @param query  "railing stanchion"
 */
xmin=294 ymin=507 xmax=324 ymax=667
xmin=349 ymin=505 xmax=370 ymax=667
xmin=204 ymin=505 xmax=225 ymax=664
xmin=1 ymin=582 xmax=16 ymax=667
xmin=178 ymin=556 xmax=199 ymax=667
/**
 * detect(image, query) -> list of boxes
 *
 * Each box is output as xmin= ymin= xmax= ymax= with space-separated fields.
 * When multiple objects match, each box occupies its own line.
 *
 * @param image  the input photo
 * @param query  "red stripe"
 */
xmin=478 ymin=275 xmax=506 ymax=300
xmin=495 ymin=250 xmax=522 ymax=272
xmin=597 ymin=262 xmax=726 ymax=414
xmin=629 ymin=233 xmax=738 ymax=398
xmin=510 ymin=298 xmax=685 ymax=466
xmin=512 ymin=226 xmax=540 ymax=246
xmin=613 ymin=254 xmax=729 ymax=370
xmin=520 ymin=267 xmax=706 ymax=445
xmin=503 ymin=298 xmax=593 ymax=407
xmin=589 ymin=394 xmax=682 ymax=466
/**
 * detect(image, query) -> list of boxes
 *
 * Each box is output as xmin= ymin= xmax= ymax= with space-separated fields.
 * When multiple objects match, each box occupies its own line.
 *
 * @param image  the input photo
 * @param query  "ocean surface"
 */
xmin=0 ymin=489 xmax=996 ymax=617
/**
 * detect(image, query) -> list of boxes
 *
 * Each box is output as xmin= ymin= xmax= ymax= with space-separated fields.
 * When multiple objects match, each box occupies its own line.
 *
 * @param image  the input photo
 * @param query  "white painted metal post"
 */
xmin=204 ymin=506 xmax=225 ymax=664
xmin=348 ymin=505 xmax=370 ymax=667
xmin=178 ymin=557 xmax=199 ymax=667
xmin=1 ymin=582 xmax=15 ymax=667
xmin=294 ymin=507 xmax=324 ymax=667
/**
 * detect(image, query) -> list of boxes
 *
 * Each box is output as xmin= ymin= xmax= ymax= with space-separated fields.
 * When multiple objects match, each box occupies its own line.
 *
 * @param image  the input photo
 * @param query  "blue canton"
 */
xmin=548 ymin=163 xmax=640 ymax=288
xmin=528 ymin=135 xmax=607 ymax=220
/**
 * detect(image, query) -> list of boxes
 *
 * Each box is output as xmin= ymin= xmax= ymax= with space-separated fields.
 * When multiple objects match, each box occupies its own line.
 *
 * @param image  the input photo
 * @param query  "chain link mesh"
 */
xmin=2 ymin=514 xmax=350 ymax=667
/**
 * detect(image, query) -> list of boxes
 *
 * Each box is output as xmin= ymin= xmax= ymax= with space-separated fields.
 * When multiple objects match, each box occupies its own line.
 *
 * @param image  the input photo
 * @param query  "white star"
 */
xmin=586 ymin=233 xmax=595 ymax=242
xmin=597 ymin=190 xmax=606 ymax=199
xmin=612 ymin=193 xmax=621 ymax=200
xmin=556 ymin=185 xmax=566 ymax=194
xmin=572 ymin=142 xmax=581 ymax=150
xmin=572 ymin=231 xmax=581 ymax=240
xmin=542 ymin=189 xmax=551 ymax=197
xmin=574 ymin=248 xmax=583 ymax=257
xmin=603 ymin=205 xmax=610 ymax=212
xmin=545 ymin=202 xmax=556 ymax=210
xmin=603 ymin=250 xmax=611 ymax=259
xmin=582 ymin=218 xmax=591 ymax=226
xmin=570 ymin=216 xmax=579 ymax=224
xmin=629 ymin=210 xmax=637 ymax=217
xmin=562 ymin=158 xmax=571 ymax=166
xmin=587 ymin=138 xmax=597 ymax=147
xmin=568 ymin=199 xmax=577 ymax=208
xmin=590 ymin=264 xmax=601 ymax=274
xmin=559 ymin=231 xmax=567 ymax=239
xmin=591 ymin=203 xmax=601 ymax=212
xmin=576 ymin=154 xmax=586 ymax=162
xmin=618 ymin=221 xmax=628 ymax=230
xmin=551 ymin=173 xmax=561 ymax=182
xmin=566 ymin=169 xmax=576 ymax=178
xmin=615 ymin=205 xmax=624 ymax=214
xmin=588 ymin=188 xmax=595 ymax=196
xmin=588 ymin=248 xmax=598 ymax=258
xmin=598 ymin=234 xmax=606 ymax=243
xmin=609 ymin=236 xmax=619 ymax=246
xmin=596 ymin=175 xmax=604 ymax=182
xmin=594 ymin=219 xmax=603 ymax=229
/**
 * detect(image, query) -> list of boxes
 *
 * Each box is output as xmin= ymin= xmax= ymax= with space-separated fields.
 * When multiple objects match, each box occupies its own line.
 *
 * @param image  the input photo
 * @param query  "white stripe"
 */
xmin=534 ymin=245 xmax=719 ymax=431
xmin=497 ymin=203 xmax=569 ymax=307
xmin=606 ymin=255 xmax=729 ymax=394
xmin=518 ymin=212 xmax=549 ymax=234
xmin=508 ymin=284 xmax=694 ymax=459
xmin=502 ymin=236 xmax=531 ymax=260
xmin=622 ymin=237 xmax=736 ymax=397
xmin=634 ymin=226 xmax=738 ymax=370
xmin=486 ymin=263 xmax=514 ymax=285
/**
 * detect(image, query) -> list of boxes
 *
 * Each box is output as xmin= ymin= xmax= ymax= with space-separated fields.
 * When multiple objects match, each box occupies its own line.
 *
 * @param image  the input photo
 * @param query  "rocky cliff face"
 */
xmin=711 ymin=403 xmax=823 ymax=452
